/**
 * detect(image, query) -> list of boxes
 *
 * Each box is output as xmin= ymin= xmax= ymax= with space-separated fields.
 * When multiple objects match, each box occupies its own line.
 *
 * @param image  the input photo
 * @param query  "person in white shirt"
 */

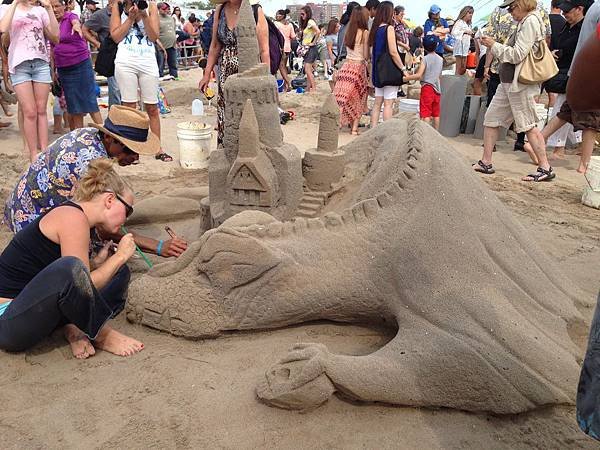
xmin=110 ymin=0 xmax=172 ymax=161
xmin=451 ymin=5 xmax=474 ymax=75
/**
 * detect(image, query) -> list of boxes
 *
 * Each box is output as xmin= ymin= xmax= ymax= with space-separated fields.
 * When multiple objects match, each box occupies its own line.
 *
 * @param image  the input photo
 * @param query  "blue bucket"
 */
xmin=276 ymin=79 xmax=285 ymax=93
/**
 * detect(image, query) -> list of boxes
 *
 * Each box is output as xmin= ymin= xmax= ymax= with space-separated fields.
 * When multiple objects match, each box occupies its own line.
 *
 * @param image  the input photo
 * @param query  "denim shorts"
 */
xmin=10 ymin=58 xmax=52 ymax=87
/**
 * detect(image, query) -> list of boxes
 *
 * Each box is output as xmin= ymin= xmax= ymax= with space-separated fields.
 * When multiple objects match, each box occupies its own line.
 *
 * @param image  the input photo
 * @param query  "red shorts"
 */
xmin=420 ymin=84 xmax=441 ymax=119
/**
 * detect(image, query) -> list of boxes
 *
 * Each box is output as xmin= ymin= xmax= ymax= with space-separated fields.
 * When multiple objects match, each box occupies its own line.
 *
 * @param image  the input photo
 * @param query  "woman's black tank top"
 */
xmin=0 ymin=201 xmax=85 ymax=299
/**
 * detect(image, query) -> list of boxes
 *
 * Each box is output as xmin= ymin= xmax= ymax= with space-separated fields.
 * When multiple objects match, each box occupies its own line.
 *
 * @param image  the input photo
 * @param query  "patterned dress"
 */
xmin=216 ymin=4 xmax=238 ymax=147
xmin=4 ymin=128 xmax=108 ymax=232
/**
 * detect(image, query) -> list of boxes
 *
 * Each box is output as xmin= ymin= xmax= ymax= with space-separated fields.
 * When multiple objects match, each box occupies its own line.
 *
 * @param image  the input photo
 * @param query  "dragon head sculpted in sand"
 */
xmin=127 ymin=116 xmax=589 ymax=414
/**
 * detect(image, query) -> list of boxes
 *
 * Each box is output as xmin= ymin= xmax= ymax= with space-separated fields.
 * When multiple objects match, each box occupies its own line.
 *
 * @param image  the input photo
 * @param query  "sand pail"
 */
xmin=398 ymin=99 xmax=420 ymax=115
xmin=582 ymin=156 xmax=600 ymax=209
xmin=177 ymin=121 xmax=212 ymax=169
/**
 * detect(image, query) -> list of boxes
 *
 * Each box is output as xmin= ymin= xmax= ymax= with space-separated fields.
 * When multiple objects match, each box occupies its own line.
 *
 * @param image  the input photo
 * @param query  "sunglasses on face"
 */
xmin=507 ymin=4 xmax=517 ymax=12
xmin=105 ymin=191 xmax=134 ymax=218
xmin=115 ymin=193 xmax=134 ymax=218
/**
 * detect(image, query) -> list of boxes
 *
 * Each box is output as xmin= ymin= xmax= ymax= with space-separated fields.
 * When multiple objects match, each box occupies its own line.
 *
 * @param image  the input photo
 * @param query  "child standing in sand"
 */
xmin=404 ymin=35 xmax=443 ymax=130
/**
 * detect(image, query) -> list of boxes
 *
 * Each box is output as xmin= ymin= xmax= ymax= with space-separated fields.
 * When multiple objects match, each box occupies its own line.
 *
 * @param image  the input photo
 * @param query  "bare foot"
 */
xmin=577 ymin=164 xmax=588 ymax=174
xmin=94 ymin=325 xmax=144 ymax=357
xmin=63 ymin=324 xmax=96 ymax=359
xmin=53 ymin=128 xmax=64 ymax=135
xmin=548 ymin=149 xmax=566 ymax=160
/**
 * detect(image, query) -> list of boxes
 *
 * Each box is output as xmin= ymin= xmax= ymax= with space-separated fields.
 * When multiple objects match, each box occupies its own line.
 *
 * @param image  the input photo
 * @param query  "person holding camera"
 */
xmin=83 ymin=0 xmax=121 ymax=107
xmin=110 ymin=0 xmax=172 ymax=161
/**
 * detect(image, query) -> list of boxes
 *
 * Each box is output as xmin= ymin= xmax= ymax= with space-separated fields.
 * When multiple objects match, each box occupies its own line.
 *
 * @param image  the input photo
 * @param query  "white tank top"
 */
xmin=114 ymin=12 xmax=158 ymax=76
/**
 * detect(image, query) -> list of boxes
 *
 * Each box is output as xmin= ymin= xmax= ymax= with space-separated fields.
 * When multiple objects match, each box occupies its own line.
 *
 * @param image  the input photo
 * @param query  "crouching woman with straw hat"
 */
xmin=0 ymin=158 xmax=144 ymax=358
xmin=4 ymin=105 xmax=188 ymax=257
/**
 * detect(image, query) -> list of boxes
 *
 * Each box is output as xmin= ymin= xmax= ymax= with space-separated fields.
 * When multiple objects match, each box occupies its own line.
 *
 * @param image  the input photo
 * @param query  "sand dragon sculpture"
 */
xmin=127 ymin=114 xmax=585 ymax=413
xmin=126 ymin=0 xmax=585 ymax=414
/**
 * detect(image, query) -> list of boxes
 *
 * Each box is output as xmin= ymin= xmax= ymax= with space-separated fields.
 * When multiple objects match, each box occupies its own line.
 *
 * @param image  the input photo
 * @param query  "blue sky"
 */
xmin=259 ymin=0 xmax=551 ymax=26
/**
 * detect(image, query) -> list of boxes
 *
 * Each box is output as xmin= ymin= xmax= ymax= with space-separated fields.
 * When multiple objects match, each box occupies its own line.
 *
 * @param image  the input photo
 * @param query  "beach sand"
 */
xmin=0 ymin=70 xmax=598 ymax=449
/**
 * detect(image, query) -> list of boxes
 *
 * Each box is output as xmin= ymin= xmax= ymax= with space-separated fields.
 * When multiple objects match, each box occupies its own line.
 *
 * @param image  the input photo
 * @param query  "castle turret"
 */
xmin=236 ymin=0 xmax=260 ymax=72
xmin=302 ymin=94 xmax=345 ymax=192
xmin=317 ymin=94 xmax=340 ymax=154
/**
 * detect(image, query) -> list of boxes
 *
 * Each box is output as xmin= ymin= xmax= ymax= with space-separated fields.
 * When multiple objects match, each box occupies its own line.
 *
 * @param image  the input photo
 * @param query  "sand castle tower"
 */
xmin=220 ymin=0 xmax=282 ymax=163
xmin=207 ymin=0 xmax=302 ymax=226
xmin=302 ymin=94 xmax=345 ymax=191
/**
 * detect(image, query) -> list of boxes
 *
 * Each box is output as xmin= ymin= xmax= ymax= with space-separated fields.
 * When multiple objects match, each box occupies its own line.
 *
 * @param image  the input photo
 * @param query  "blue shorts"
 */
xmin=10 ymin=58 xmax=52 ymax=87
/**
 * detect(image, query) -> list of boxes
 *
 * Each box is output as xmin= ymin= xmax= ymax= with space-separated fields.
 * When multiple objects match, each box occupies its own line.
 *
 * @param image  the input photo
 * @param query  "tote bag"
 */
xmin=94 ymin=36 xmax=118 ymax=78
xmin=518 ymin=15 xmax=558 ymax=85
xmin=376 ymin=26 xmax=404 ymax=87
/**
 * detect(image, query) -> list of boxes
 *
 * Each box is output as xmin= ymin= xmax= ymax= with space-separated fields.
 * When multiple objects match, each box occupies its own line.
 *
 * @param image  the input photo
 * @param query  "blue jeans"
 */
xmin=107 ymin=75 xmax=121 ymax=107
xmin=10 ymin=58 xmax=52 ymax=86
xmin=156 ymin=46 xmax=178 ymax=78
xmin=577 ymin=292 xmax=600 ymax=441
xmin=0 ymin=257 xmax=130 ymax=352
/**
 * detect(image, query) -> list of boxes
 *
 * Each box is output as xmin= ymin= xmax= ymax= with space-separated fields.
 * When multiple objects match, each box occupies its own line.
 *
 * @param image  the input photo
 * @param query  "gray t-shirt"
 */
xmin=570 ymin=1 xmax=600 ymax=72
xmin=84 ymin=6 xmax=111 ymax=43
xmin=423 ymin=52 xmax=443 ymax=94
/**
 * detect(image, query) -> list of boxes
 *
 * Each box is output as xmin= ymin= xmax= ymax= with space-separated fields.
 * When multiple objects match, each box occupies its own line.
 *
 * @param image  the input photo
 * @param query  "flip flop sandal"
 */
xmin=473 ymin=160 xmax=495 ymax=174
xmin=155 ymin=152 xmax=173 ymax=162
xmin=524 ymin=166 xmax=555 ymax=182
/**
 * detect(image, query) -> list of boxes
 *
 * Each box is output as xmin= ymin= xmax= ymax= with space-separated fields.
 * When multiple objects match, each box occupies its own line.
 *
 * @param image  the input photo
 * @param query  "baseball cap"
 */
xmin=85 ymin=0 xmax=98 ymax=4
xmin=429 ymin=4 xmax=441 ymax=14
xmin=157 ymin=2 xmax=171 ymax=9
xmin=558 ymin=0 xmax=588 ymax=12
xmin=423 ymin=35 xmax=439 ymax=51
xmin=499 ymin=0 xmax=516 ymax=8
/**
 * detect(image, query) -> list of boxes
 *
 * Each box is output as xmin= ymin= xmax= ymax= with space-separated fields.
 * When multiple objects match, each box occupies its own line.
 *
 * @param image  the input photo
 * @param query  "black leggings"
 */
xmin=0 ymin=257 xmax=129 ymax=352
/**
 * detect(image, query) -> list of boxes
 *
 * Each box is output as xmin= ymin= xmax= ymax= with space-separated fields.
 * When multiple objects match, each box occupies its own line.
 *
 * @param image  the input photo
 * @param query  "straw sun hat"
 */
xmin=90 ymin=105 xmax=160 ymax=156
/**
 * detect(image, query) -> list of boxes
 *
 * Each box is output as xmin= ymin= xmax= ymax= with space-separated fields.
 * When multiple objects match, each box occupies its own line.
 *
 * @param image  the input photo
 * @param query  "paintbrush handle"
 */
xmin=120 ymin=225 xmax=153 ymax=269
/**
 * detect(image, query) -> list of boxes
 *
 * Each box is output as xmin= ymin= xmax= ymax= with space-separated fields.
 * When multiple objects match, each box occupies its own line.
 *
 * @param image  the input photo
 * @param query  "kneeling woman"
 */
xmin=0 ymin=159 xmax=143 ymax=358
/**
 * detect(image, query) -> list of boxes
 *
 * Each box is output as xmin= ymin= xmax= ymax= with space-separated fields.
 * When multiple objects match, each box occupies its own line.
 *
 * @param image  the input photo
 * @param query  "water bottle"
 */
xmin=192 ymin=98 xmax=204 ymax=116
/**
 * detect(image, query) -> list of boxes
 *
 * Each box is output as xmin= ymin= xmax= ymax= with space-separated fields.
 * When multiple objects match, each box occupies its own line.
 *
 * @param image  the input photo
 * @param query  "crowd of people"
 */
xmin=0 ymin=0 xmax=218 ymax=162
xmin=195 ymin=0 xmax=597 ymax=182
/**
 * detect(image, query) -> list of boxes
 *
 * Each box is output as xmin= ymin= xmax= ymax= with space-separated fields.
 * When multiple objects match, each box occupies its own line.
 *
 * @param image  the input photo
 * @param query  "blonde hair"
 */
xmin=74 ymin=158 xmax=131 ymax=202
xmin=515 ymin=0 xmax=537 ymax=13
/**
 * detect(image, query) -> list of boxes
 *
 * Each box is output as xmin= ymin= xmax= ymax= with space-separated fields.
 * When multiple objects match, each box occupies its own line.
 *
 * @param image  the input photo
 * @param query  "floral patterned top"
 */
xmin=485 ymin=4 xmax=551 ymax=73
xmin=4 ymin=128 xmax=108 ymax=232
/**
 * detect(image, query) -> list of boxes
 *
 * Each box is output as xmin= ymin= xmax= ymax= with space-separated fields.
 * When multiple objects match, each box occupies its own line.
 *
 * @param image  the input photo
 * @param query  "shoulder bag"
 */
xmin=94 ymin=35 xmax=118 ymax=78
xmin=518 ymin=14 xmax=558 ymax=85
xmin=376 ymin=26 xmax=405 ymax=87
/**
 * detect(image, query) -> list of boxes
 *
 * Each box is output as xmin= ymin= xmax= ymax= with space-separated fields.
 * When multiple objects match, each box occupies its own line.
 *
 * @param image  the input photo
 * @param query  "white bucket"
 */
xmin=535 ymin=103 xmax=548 ymax=130
xmin=398 ymin=98 xmax=420 ymax=115
xmin=582 ymin=156 xmax=600 ymax=209
xmin=177 ymin=121 xmax=212 ymax=169
xmin=584 ymin=156 xmax=600 ymax=191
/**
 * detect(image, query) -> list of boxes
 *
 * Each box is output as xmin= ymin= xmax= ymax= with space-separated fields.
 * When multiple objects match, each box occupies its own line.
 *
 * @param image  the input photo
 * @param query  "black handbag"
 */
xmin=376 ymin=25 xmax=405 ymax=88
xmin=94 ymin=36 xmax=118 ymax=78
xmin=543 ymin=67 xmax=569 ymax=94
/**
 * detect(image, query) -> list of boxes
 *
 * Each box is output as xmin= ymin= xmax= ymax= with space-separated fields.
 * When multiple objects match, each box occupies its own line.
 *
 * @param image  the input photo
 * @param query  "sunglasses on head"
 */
xmin=104 ymin=191 xmax=134 ymax=218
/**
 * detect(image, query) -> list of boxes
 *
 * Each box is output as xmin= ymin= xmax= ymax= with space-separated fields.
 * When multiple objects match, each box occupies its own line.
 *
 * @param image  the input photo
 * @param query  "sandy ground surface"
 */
xmin=0 ymin=70 xmax=599 ymax=449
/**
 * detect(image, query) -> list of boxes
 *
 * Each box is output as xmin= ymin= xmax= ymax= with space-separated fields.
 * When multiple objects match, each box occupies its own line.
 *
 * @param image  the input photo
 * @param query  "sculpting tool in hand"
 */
xmin=164 ymin=226 xmax=177 ymax=239
xmin=120 ymin=225 xmax=153 ymax=268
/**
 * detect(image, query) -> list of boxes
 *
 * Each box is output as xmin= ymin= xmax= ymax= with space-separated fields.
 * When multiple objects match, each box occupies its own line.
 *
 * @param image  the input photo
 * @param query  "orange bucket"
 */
xmin=466 ymin=52 xmax=477 ymax=69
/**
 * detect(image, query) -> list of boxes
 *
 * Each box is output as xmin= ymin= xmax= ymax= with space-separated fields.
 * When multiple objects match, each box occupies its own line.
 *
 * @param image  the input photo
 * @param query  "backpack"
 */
xmin=252 ymin=4 xmax=284 ymax=76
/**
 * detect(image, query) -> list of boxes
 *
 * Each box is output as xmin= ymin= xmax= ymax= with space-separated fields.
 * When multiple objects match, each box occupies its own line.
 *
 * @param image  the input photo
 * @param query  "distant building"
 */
xmin=287 ymin=2 xmax=346 ymax=25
